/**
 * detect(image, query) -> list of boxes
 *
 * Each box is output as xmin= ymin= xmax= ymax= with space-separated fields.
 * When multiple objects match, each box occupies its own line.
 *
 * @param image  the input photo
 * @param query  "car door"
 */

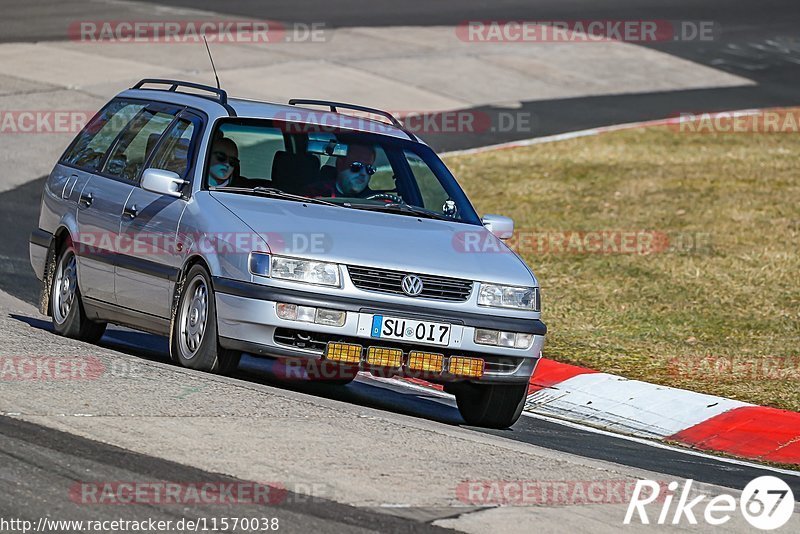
xmin=116 ymin=111 xmax=202 ymax=318
xmin=70 ymin=99 xmax=147 ymax=304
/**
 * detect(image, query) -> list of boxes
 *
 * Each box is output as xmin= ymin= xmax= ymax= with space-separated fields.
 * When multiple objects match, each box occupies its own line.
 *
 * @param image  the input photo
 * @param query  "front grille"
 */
xmin=347 ymin=265 xmax=473 ymax=302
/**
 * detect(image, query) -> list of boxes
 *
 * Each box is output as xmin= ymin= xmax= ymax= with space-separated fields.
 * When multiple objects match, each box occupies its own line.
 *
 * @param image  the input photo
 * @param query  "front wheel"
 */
xmin=170 ymin=265 xmax=240 ymax=374
xmin=453 ymin=382 xmax=529 ymax=428
xmin=51 ymin=244 xmax=106 ymax=343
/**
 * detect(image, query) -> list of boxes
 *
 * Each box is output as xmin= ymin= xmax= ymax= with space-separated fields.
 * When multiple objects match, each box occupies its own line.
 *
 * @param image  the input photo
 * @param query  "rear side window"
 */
xmin=103 ymin=109 xmax=175 ymax=182
xmin=61 ymin=100 xmax=145 ymax=171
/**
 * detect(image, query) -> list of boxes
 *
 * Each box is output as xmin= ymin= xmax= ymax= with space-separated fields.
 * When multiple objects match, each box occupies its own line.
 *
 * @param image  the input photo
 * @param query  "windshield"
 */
xmin=204 ymin=118 xmax=481 ymax=224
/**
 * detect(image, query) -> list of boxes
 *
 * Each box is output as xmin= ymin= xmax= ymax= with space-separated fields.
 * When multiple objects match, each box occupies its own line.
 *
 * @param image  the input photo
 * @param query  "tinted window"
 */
xmin=149 ymin=118 xmax=197 ymax=178
xmin=61 ymin=100 xmax=145 ymax=171
xmin=404 ymin=150 xmax=449 ymax=212
xmin=104 ymin=110 xmax=175 ymax=182
xmin=216 ymin=123 xmax=285 ymax=181
xmin=205 ymin=119 xmax=481 ymax=224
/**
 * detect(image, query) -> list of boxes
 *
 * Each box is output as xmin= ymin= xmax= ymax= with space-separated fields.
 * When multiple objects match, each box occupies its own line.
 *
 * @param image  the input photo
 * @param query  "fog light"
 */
xmin=515 ymin=333 xmax=533 ymax=349
xmin=366 ymin=347 xmax=403 ymax=368
xmin=498 ymin=331 xmax=516 ymax=347
xmin=449 ymin=356 xmax=485 ymax=378
xmin=474 ymin=328 xmax=499 ymax=345
xmin=325 ymin=342 xmax=362 ymax=364
xmin=407 ymin=351 xmax=444 ymax=373
xmin=316 ymin=308 xmax=346 ymax=327
xmin=276 ymin=303 xmax=298 ymax=320
xmin=297 ymin=305 xmax=316 ymax=322
xmin=474 ymin=328 xmax=534 ymax=349
xmin=277 ymin=303 xmax=345 ymax=327
xmin=276 ymin=303 xmax=316 ymax=322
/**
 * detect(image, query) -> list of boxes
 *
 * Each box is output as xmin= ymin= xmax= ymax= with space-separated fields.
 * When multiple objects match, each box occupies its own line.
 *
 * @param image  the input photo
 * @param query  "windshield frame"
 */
xmin=201 ymin=117 xmax=483 ymax=225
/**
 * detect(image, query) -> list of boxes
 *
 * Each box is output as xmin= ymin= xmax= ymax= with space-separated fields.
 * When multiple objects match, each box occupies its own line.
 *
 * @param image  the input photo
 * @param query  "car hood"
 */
xmin=209 ymin=192 xmax=537 ymax=287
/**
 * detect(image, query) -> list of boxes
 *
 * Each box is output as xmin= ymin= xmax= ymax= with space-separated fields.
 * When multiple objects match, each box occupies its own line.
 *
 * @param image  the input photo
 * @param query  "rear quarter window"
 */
xmin=61 ymin=100 xmax=145 ymax=172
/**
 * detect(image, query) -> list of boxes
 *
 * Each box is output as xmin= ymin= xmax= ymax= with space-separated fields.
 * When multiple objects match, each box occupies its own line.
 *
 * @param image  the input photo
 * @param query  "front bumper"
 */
xmin=213 ymin=277 xmax=545 ymax=384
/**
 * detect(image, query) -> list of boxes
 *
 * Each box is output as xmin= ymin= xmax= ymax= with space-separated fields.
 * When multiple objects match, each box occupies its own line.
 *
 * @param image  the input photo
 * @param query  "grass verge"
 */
xmin=446 ymin=119 xmax=800 ymax=412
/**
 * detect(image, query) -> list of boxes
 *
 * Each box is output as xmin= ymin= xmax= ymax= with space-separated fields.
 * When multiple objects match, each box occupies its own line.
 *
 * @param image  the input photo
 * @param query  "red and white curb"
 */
xmin=394 ymin=358 xmax=800 ymax=467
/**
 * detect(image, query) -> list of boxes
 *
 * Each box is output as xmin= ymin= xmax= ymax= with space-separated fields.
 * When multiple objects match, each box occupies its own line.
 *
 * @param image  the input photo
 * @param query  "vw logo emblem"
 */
xmin=401 ymin=275 xmax=424 ymax=296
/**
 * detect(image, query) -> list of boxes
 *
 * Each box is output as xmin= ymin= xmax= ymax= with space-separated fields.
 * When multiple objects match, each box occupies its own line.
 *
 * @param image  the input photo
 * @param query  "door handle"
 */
xmin=78 ymin=191 xmax=93 ymax=208
xmin=62 ymin=175 xmax=78 ymax=199
xmin=123 ymin=204 xmax=138 ymax=219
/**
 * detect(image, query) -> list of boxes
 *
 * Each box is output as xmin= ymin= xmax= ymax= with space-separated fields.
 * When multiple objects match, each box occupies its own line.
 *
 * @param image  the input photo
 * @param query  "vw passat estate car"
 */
xmin=29 ymin=79 xmax=546 ymax=428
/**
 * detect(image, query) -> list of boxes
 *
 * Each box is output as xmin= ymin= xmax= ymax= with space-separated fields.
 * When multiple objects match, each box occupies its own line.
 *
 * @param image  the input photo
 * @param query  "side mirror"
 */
xmin=141 ymin=168 xmax=187 ymax=198
xmin=481 ymin=214 xmax=515 ymax=239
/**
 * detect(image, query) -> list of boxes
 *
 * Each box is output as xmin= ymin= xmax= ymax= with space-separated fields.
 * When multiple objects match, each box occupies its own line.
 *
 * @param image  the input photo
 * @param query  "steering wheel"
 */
xmin=366 ymin=192 xmax=405 ymax=204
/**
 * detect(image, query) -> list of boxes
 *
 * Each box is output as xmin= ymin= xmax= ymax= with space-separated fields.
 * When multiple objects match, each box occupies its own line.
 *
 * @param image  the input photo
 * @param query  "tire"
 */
xmin=454 ymin=382 xmax=529 ymax=428
xmin=170 ymin=265 xmax=240 ymax=374
xmin=50 ymin=244 xmax=106 ymax=343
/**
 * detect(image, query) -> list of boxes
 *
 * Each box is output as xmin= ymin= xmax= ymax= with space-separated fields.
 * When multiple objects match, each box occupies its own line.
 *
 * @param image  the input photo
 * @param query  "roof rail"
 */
xmin=288 ymin=99 xmax=419 ymax=142
xmin=131 ymin=79 xmax=235 ymax=115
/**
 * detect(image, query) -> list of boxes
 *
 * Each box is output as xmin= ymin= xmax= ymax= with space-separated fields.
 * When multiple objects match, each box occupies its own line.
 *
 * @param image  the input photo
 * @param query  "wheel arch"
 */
xmin=39 ymin=225 xmax=74 ymax=316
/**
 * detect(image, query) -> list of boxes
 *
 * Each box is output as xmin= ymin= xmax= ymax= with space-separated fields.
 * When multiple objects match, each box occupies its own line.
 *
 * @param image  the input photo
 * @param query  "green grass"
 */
xmin=445 ymin=123 xmax=800 ymax=412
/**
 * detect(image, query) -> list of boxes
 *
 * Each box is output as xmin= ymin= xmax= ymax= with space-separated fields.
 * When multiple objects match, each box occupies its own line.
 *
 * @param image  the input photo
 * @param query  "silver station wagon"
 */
xmin=29 ymin=79 xmax=546 ymax=428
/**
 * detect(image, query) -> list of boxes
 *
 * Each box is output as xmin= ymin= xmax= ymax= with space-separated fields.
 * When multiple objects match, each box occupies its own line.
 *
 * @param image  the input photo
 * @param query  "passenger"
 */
xmin=207 ymin=137 xmax=239 ymax=187
xmin=304 ymin=144 xmax=376 ymax=198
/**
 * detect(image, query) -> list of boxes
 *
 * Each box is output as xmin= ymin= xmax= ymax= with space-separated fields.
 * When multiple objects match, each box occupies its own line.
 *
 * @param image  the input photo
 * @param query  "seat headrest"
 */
xmin=271 ymin=151 xmax=320 ymax=193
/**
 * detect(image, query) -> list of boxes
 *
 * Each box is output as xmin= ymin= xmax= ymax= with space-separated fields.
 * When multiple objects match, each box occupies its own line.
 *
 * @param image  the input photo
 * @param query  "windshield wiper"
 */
xmin=351 ymin=202 xmax=453 ymax=221
xmin=209 ymin=186 xmax=341 ymax=208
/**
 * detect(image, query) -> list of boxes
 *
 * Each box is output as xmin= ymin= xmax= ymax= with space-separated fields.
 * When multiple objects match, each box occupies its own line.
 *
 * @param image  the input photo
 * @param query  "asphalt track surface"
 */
xmin=2 ymin=0 xmax=800 ymax=530
xmin=0 ymin=415 xmax=453 ymax=533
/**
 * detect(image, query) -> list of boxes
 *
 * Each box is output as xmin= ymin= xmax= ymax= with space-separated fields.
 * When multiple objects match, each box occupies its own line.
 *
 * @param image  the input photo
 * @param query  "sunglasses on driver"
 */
xmin=349 ymin=161 xmax=376 ymax=175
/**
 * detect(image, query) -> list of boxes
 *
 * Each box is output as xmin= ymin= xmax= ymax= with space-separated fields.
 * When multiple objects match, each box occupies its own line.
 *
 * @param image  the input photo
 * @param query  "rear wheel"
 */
xmin=171 ymin=265 xmax=240 ymax=374
xmin=51 ymin=245 xmax=106 ymax=343
xmin=453 ymin=382 xmax=529 ymax=428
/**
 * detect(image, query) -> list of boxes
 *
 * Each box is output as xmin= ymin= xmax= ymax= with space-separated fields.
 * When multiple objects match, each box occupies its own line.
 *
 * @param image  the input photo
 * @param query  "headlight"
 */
xmin=478 ymin=284 xmax=540 ymax=311
xmin=249 ymin=253 xmax=341 ymax=287
xmin=271 ymin=255 xmax=341 ymax=286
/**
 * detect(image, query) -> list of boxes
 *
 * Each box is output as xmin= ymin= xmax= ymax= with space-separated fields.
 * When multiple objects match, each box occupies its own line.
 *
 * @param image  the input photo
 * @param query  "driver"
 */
xmin=207 ymin=137 xmax=239 ymax=188
xmin=304 ymin=144 xmax=377 ymax=198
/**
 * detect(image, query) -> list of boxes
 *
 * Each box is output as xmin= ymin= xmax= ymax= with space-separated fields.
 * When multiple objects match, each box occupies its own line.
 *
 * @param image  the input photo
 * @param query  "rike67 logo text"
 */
xmin=625 ymin=477 xmax=795 ymax=530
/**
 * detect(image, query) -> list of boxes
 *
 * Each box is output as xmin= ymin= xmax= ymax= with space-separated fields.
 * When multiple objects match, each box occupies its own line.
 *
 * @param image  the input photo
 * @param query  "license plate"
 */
xmin=371 ymin=315 xmax=451 ymax=346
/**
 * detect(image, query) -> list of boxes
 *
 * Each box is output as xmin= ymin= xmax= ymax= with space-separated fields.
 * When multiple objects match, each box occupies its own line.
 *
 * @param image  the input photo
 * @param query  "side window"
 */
xmin=103 ymin=109 xmax=175 ymax=182
xmin=215 ymin=123 xmax=286 ymax=181
xmin=365 ymin=147 xmax=393 ymax=191
xmin=149 ymin=117 xmax=197 ymax=178
xmin=404 ymin=149 xmax=449 ymax=211
xmin=61 ymin=100 xmax=145 ymax=171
